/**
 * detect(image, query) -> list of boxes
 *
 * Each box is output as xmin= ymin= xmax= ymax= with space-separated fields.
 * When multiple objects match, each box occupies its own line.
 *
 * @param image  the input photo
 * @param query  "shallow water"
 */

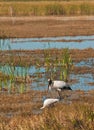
xmin=10 ymin=35 xmax=94 ymax=42
xmin=30 ymin=73 xmax=94 ymax=91
xmin=0 ymin=64 xmax=94 ymax=91
xmin=75 ymin=58 xmax=94 ymax=67
xmin=70 ymin=74 xmax=94 ymax=91
xmin=0 ymin=35 xmax=94 ymax=50
xmin=0 ymin=35 xmax=94 ymax=92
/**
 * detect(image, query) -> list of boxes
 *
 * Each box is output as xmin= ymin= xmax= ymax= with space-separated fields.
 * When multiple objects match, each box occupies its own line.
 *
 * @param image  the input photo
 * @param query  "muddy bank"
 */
xmin=0 ymin=48 xmax=94 ymax=76
xmin=0 ymin=16 xmax=94 ymax=38
xmin=0 ymin=90 xmax=94 ymax=118
xmin=1 ymin=48 xmax=94 ymax=64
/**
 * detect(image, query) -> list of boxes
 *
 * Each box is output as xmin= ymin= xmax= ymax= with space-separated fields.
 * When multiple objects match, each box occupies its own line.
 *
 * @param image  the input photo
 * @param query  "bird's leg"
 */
xmin=57 ymin=91 xmax=62 ymax=100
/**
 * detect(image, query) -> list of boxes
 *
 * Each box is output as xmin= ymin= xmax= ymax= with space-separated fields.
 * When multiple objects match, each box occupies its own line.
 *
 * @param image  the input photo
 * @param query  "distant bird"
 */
xmin=48 ymin=78 xmax=72 ymax=98
xmin=40 ymin=98 xmax=59 ymax=109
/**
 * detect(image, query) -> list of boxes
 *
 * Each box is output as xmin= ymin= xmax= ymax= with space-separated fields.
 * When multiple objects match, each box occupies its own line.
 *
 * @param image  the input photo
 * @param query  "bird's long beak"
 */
xmin=48 ymin=85 xmax=49 ymax=92
xmin=48 ymin=85 xmax=52 ymax=92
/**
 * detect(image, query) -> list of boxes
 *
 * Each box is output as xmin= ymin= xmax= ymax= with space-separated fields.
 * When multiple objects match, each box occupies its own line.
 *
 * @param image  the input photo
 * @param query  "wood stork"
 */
xmin=48 ymin=78 xmax=72 ymax=98
xmin=40 ymin=98 xmax=59 ymax=109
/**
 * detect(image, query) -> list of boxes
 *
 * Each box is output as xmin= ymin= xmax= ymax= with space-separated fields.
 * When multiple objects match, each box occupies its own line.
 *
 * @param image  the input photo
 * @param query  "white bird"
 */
xmin=40 ymin=98 xmax=59 ymax=109
xmin=48 ymin=78 xmax=72 ymax=98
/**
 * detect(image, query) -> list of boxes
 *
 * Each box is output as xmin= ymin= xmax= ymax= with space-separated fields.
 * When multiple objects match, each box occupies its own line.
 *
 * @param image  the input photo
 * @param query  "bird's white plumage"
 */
xmin=48 ymin=79 xmax=71 ymax=98
xmin=53 ymin=80 xmax=67 ymax=88
xmin=40 ymin=98 xmax=59 ymax=109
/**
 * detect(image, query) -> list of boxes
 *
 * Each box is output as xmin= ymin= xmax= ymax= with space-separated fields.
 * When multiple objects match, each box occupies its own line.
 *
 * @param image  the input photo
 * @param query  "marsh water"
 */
xmin=0 ymin=35 xmax=94 ymax=50
xmin=0 ymin=35 xmax=94 ymax=92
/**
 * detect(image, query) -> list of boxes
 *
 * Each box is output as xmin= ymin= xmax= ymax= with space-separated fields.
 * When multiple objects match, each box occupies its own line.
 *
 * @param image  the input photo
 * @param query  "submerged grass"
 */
xmin=0 ymin=39 xmax=31 ymax=93
xmin=0 ymin=1 xmax=94 ymax=16
xmin=0 ymin=41 xmax=94 ymax=129
xmin=0 ymin=38 xmax=74 ymax=93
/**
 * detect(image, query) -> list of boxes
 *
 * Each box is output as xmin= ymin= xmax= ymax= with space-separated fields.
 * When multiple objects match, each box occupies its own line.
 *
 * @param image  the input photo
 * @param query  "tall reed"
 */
xmin=0 ymin=39 xmax=31 ymax=93
xmin=61 ymin=48 xmax=73 ymax=81
xmin=43 ymin=48 xmax=73 ymax=81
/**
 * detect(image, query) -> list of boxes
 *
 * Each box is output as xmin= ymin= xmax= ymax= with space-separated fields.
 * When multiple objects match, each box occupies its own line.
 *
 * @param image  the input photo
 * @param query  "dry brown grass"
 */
xmin=0 ymin=1 xmax=94 ymax=16
xmin=0 ymin=90 xmax=94 ymax=130
xmin=0 ymin=48 xmax=94 ymax=64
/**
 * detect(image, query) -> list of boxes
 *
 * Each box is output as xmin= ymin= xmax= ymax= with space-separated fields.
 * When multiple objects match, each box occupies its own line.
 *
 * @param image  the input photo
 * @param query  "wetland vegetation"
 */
xmin=0 ymin=1 xmax=94 ymax=16
xmin=0 ymin=0 xmax=94 ymax=129
xmin=0 ymin=38 xmax=94 ymax=130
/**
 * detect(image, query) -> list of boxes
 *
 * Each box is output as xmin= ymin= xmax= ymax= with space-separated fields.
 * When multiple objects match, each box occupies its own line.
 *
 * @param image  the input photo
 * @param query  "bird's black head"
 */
xmin=48 ymin=78 xmax=52 ymax=85
xmin=48 ymin=78 xmax=52 ymax=91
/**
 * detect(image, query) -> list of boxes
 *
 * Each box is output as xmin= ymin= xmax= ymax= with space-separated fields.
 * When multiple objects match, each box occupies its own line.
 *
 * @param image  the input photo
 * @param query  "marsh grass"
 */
xmin=0 ymin=39 xmax=31 ymax=93
xmin=0 ymin=1 xmax=94 ymax=16
xmin=62 ymin=48 xmax=73 ymax=81
xmin=43 ymin=48 xmax=73 ymax=82
xmin=0 ymin=98 xmax=94 ymax=130
xmin=0 ymin=39 xmax=73 ymax=93
xmin=0 ymin=40 xmax=94 ymax=129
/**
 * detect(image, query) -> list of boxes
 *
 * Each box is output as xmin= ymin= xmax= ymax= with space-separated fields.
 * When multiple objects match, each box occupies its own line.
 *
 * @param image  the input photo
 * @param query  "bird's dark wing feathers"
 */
xmin=61 ymin=86 xmax=72 ymax=90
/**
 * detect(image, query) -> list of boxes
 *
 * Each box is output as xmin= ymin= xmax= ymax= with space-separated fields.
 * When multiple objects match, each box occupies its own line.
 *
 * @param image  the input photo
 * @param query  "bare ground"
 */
xmin=0 ymin=16 xmax=94 ymax=38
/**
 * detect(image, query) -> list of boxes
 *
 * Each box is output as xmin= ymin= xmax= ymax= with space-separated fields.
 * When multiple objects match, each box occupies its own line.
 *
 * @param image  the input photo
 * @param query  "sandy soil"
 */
xmin=0 ymin=16 xmax=94 ymax=38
